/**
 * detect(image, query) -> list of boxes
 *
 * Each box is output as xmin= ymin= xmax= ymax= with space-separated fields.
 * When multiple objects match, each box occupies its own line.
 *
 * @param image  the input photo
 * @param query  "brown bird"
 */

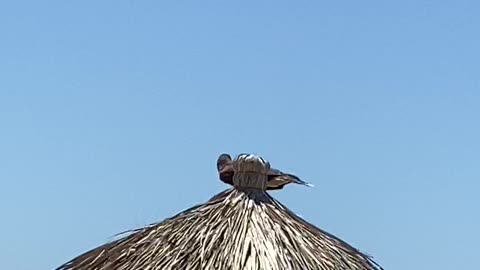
xmin=216 ymin=153 xmax=313 ymax=190
xmin=217 ymin=153 xmax=234 ymax=185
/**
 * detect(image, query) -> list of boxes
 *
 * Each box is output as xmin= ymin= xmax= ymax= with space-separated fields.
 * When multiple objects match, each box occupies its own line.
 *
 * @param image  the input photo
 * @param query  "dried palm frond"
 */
xmin=55 ymin=154 xmax=383 ymax=270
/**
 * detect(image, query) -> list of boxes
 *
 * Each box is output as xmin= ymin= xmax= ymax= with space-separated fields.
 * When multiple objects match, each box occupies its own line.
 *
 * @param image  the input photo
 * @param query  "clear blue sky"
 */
xmin=1 ymin=1 xmax=479 ymax=270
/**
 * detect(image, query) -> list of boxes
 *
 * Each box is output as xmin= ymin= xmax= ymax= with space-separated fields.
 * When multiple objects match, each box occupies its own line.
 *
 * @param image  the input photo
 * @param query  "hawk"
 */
xmin=216 ymin=153 xmax=314 ymax=190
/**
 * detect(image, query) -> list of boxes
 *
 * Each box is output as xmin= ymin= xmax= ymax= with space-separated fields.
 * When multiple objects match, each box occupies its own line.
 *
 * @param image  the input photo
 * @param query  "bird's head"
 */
xmin=216 ymin=153 xmax=233 ymax=172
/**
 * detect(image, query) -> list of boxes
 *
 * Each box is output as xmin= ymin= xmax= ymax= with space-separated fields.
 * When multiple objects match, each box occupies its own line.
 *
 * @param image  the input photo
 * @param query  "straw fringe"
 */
xmin=56 ymin=188 xmax=382 ymax=270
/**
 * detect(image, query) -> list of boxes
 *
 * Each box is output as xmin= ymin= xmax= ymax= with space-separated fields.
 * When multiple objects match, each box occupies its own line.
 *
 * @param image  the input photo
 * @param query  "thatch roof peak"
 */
xmin=232 ymin=153 xmax=270 ymax=190
xmin=55 ymin=153 xmax=383 ymax=270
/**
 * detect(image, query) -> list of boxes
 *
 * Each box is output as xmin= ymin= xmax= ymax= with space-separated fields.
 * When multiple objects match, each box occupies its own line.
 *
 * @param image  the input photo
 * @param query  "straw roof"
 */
xmin=55 ymin=154 xmax=383 ymax=270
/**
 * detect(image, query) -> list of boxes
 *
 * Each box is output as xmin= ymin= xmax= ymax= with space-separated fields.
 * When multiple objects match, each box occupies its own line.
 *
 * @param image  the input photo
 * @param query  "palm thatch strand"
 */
xmin=55 ymin=153 xmax=383 ymax=270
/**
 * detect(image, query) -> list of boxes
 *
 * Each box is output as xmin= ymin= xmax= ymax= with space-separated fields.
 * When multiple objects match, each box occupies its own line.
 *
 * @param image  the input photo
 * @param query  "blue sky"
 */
xmin=1 ymin=1 xmax=479 ymax=269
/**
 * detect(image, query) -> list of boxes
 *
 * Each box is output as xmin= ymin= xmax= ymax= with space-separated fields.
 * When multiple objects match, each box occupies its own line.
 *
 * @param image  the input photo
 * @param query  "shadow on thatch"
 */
xmin=55 ymin=154 xmax=383 ymax=270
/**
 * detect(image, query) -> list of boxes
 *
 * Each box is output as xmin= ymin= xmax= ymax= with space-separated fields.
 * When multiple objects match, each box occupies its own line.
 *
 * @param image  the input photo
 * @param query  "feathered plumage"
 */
xmin=216 ymin=153 xmax=314 ymax=190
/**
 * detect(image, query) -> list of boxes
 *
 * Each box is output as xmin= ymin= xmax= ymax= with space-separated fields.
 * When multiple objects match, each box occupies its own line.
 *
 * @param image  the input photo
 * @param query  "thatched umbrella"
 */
xmin=56 ymin=153 xmax=383 ymax=270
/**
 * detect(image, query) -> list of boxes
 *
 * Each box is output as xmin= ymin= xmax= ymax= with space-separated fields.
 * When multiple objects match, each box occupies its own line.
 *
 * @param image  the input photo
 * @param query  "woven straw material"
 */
xmin=56 ymin=188 xmax=382 ymax=270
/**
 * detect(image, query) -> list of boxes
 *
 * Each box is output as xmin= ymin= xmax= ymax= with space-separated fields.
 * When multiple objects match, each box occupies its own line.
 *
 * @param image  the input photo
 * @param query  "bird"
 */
xmin=216 ymin=153 xmax=313 ymax=190
xmin=217 ymin=153 xmax=234 ymax=185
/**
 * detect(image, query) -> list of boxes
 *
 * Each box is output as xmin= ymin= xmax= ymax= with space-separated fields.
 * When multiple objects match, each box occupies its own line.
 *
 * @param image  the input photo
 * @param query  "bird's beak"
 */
xmin=219 ymin=163 xmax=234 ymax=174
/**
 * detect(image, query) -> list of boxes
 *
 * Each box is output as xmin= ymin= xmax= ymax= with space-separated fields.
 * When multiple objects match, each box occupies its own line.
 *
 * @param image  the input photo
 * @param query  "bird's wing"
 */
xmin=267 ymin=168 xmax=283 ymax=180
xmin=267 ymin=172 xmax=314 ymax=190
xmin=282 ymin=173 xmax=314 ymax=187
